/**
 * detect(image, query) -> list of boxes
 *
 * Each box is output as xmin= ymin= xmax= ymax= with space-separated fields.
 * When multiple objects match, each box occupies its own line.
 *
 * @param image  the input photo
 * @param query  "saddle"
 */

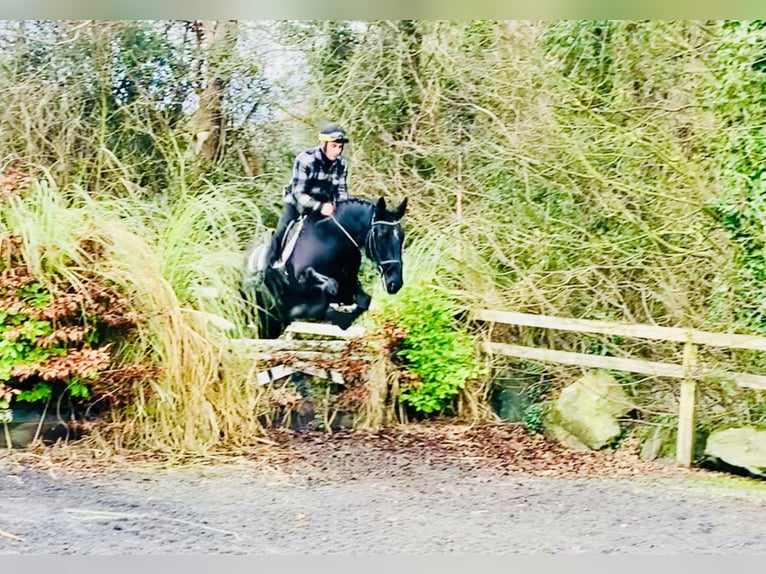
xmin=274 ymin=216 xmax=306 ymax=268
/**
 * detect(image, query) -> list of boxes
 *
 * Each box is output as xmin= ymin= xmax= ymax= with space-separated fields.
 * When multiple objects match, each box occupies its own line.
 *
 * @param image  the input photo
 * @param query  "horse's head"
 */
xmin=367 ymin=197 xmax=407 ymax=294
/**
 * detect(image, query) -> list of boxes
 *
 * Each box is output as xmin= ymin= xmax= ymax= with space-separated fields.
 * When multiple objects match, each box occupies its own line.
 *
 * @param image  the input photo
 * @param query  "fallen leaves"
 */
xmin=264 ymin=420 xmax=698 ymax=481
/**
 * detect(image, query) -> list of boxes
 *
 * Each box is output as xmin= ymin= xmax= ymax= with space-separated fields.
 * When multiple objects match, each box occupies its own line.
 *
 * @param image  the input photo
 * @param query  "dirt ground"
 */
xmin=2 ymin=422 xmax=766 ymax=555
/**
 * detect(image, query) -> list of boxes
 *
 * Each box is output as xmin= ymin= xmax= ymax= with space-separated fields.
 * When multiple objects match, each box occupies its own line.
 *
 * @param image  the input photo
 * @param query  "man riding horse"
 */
xmin=243 ymin=122 xmax=407 ymax=338
xmin=268 ymin=122 xmax=350 ymax=267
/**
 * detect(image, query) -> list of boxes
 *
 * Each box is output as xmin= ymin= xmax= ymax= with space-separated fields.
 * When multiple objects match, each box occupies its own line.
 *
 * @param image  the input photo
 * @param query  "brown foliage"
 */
xmin=0 ymin=266 xmax=34 ymax=290
xmin=1 ymin=263 xmax=140 ymax=329
xmin=12 ymin=346 xmax=112 ymax=382
xmin=0 ymin=383 xmax=20 ymax=404
xmin=35 ymin=326 xmax=88 ymax=347
xmin=335 ymin=384 xmax=372 ymax=410
xmin=1 ymin=253 xmax=147 ymax=410
xmin=0 ymin=167 xmax=35 ymax=201
xmin=0 ymin=235 xmax=26 ymax=265
xmin=88 ymin=364 xmax=162 ymax=409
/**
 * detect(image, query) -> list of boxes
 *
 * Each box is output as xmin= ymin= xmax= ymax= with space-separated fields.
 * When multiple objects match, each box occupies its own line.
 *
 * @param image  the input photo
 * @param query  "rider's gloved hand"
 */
xmin=320 ymin=202 xmax=335 ymax=217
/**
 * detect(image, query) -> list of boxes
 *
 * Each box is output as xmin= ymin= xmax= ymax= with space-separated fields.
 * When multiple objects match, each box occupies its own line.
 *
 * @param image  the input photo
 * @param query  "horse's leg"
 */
xmin=286 ymin=285 xmax=333 ymax=322
xmin=345 ymin=283 xmax=371 ymax=324
xmin=284 ymin=267 xmax=338 ymax=323
xmin=297 ymin=267 xmax=339 ymax=297
xmin=288 ymin=297 xmax=329 ymax=322
xmin=242 ymin=265 xmax=288 ymax=338
xmin=239 ymin=281 xmax=283 ymax=338
xmin=354 ymin=283 xmax=372 ymax=312
xmin=324 ymin=305 xmax=354 ymax=329
xmin=255 ymin=283 xmax=287 ymax=339
xmin=240 ymin=271 xmax=266 ymax=335
xmin=325 ymin=282 xmax=371 ymax=330
xmin=240 ymin=233 xmax=293 ymax=338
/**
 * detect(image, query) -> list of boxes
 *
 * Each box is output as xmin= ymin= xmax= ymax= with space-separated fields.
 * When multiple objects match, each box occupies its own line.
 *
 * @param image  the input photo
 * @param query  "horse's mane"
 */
xmin=333 ymin=197 xmax=376 ymax=223
xmin=336 ymin=197 xmax=374 ymax=208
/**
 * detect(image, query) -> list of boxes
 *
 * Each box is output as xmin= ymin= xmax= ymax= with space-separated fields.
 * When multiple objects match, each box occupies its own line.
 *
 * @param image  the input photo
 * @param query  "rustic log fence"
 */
xmin=474 ymin=309 xmax=766 ymax=467
xmin=227 ymin=321 xmax=365 ymax=386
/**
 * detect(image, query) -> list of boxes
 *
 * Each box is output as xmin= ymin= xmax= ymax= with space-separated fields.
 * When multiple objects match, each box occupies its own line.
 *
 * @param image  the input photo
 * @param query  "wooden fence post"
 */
xmin=676 ymin=342 xmax=698 ymax=467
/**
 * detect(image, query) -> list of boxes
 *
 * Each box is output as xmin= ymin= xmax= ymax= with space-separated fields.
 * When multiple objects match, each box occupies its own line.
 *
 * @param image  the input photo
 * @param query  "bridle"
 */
xmin=329 ymin=213 xmax=403 ymax=276
xmin=366 ymin=217 xmax=403 ymax=277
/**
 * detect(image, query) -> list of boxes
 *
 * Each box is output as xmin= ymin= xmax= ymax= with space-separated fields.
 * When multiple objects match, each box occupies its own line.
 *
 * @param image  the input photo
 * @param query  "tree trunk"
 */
xmin=191 ymin=20 xmax=238 ymax=164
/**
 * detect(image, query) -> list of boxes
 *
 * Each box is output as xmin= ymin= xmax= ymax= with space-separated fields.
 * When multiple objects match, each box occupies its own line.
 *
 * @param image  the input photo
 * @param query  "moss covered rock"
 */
xmin=546 ymin=370 xmax=632 ymax=450
xmin=705 ymin=427 xmax=766 ymax=478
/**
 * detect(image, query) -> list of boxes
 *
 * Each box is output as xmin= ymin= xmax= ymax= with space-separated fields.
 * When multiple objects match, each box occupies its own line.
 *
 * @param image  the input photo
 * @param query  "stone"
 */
xmin=546 ymin=422 xmax=590 ymax=451
xmin=704 ymin=427 xmax=766 ymax=478
xmin=639 ymin=425 xmax=666 ymax=461
xmin=546 ymin=370 xmax=632 ymax=450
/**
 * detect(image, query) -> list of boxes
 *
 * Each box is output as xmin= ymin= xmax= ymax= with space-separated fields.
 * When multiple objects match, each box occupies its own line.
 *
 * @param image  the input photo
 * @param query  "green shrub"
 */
xmin=0 ymin=268 xmax=127 ymax=411
xmin=379 ymin=281 xmax=486 ymax=415
xmin=523 ymin=402 xmax=549 ymax=435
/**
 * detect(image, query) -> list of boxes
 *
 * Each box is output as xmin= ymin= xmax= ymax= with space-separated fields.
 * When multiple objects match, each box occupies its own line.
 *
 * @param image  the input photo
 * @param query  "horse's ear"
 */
xmin=395 ymin=197 xmax=408 ymax=219
xmin=376 ymin=197 xmax=386 ymax=217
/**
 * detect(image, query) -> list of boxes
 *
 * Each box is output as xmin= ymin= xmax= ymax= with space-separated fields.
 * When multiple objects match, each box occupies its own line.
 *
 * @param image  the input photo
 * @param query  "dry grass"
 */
xmin=352 ymin=353 xmax=398 ymax=430
xmin=1 ymin=177 xmax=280 ymax=456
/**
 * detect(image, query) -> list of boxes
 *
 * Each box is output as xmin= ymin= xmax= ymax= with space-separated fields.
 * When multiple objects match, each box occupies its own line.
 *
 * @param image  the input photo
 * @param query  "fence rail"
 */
xmin=475 ymin=310 xmax=766 ymax=352
xmin=228 ymin=321 xmax=364 ymax=386
xmin=474 ymin=309 xmax=766 ymax=466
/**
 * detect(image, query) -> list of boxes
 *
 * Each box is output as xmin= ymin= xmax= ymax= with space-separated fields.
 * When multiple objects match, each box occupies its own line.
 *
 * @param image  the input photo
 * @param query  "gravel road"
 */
xmin=2 ymin=423 xmax=766 ymax=554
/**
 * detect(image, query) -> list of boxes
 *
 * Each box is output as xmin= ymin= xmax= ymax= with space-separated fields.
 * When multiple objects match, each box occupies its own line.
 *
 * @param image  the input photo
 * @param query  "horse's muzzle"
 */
xmin=386 ymin=276 xmax=403 ymax=294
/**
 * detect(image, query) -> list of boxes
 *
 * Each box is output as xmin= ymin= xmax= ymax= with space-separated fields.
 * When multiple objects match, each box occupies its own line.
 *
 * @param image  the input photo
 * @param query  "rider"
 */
xmin=269 ymin=122 xmax=350 ymax=265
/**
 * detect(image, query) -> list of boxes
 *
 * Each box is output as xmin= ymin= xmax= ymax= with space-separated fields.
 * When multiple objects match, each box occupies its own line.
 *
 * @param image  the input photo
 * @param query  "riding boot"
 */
xmin=270 ymin=204 xmax=299 ymax=267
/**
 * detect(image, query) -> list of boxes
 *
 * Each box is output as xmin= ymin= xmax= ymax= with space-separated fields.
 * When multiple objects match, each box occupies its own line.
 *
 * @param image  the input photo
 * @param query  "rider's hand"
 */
xmin=320 ymin=202 xmax=334 ymax=217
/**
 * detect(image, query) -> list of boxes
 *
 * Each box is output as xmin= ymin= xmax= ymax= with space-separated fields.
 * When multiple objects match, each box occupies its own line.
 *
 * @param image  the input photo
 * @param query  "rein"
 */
xmin=329 ymin=213 xmax=402 ymax=273
xmin=329 ymin=214 xmax=361 ymax=250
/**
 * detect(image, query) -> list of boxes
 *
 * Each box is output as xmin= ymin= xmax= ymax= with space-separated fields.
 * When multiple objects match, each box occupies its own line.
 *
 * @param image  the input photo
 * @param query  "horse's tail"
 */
xmin=240 ymin=234 xmax=289 ymax=339
xmin=240 ymin=264 xmax=288 ymax=339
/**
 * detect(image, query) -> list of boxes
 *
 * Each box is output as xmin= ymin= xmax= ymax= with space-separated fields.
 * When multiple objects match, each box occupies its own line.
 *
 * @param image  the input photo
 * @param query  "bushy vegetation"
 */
xmin=3 ymin=20 xmax=766 ymax=455
xmin=1 ymin=173 xmax=268 ymax=455
xmin=375 ymin=280 xmax=486 ymax=415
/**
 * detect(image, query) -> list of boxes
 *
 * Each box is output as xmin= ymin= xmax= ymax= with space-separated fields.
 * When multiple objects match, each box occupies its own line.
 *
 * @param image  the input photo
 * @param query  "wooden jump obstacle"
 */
xmin=228 ymin=321 xmax=365 ymax=386
xmin=474 ymin=309 xmax=766 ymax=467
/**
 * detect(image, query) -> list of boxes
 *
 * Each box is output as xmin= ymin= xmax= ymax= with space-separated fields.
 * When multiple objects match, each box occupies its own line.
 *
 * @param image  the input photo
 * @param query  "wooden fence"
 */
xmin=227 ymin=321 xmax=365 ymax=386
xmin=474 ymin=309 xmax=766 ymax=466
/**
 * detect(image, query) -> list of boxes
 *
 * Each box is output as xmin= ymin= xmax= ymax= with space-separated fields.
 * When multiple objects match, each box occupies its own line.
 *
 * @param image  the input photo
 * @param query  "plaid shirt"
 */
xmin=283 ymin=146 xmax=349 ymax=214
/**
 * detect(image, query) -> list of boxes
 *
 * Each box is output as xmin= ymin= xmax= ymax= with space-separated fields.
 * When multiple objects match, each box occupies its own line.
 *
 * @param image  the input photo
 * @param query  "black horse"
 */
xmin=241 ymin=196 xmax=407 ymax=339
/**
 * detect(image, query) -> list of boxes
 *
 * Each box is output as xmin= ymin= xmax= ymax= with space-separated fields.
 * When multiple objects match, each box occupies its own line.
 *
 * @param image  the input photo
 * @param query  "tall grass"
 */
xmin=1 ymin=173 xmax=273 ymax=456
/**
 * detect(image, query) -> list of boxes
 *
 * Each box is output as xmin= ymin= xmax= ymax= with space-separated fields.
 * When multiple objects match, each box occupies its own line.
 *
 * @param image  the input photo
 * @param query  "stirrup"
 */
xmin=329 ymin=302 xmax=356 ymax=313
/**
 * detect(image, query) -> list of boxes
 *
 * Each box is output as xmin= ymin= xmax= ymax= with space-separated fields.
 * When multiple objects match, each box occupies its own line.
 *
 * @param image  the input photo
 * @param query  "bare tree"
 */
xmin=190 ymin=20 xmax=239 ymax=164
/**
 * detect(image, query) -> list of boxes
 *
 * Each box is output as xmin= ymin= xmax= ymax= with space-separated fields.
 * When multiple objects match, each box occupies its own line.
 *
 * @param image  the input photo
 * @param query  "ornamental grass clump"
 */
xmin=1 ymin=172 xmax=272 ymax=456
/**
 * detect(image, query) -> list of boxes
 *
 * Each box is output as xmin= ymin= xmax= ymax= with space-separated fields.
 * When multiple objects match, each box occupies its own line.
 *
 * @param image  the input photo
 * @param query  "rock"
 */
xmin=546 ymin=422 xmax=590 ymax=451
xmin=546 ymin=370 xmax=632 ymax=450
xmin=704 ymin=427 xmax=766 ymax=478
xmin=639 ymin=425 xmax=666 ymax=461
